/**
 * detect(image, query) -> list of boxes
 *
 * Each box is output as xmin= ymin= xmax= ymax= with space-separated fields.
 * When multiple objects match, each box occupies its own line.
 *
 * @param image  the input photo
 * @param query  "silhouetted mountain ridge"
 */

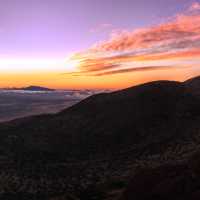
xmin=0 ymin=77 xmax=200 ymax=199
xmin=4 ymin=85 xmax=55 ymax=91
xmin=21 ymin=85 xmax=55 ymax=91
xmin=1 ymin=79 xmax=200 ymax=158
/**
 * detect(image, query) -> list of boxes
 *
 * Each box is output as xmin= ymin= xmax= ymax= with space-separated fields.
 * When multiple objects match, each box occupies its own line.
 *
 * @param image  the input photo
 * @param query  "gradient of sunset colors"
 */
xmin=1 ymin=0 xmax=200 ymax=89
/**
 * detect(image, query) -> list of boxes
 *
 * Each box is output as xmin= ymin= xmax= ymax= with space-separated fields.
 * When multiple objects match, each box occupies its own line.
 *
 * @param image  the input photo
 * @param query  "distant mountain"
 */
xmin=1 ymin=77 xmax=200 ymax=199
xmin=21 ymin=86 xmax=55 ymax=91
xmin=3 ymin=85 xmax=55 ymax=91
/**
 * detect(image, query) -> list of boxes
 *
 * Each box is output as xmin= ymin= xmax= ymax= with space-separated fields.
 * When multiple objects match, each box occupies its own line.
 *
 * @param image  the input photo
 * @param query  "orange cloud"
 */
xmin=133 ymin=48 xmax=200 ymax=61
xmin=92 ymin=14 xmax=200 ymax=52
xmin=69 ymin=3 xmax=200 ymax=76
xmin=93 ymin=66 xmax=187 ymax=76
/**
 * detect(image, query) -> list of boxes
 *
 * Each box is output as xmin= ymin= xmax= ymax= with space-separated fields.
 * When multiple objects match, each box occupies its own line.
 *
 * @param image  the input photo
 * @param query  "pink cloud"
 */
xmin=189 ymin=2 xmax=200 ymax=11
xmin=70 ymin=3 xmax=200 ymax=76
xmin=92 ymin=14 xmax=200 ymax=52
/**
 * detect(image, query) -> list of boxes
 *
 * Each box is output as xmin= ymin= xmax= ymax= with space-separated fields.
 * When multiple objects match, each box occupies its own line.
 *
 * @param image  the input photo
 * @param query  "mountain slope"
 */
xmin=1 ymin=80 xmax=199 ymax=157
xmin=120 ymin=149 xmax=200 ymax=200
xmin=0 ymin=77 xmax=200 ymax=199
xmin=184 ymin=76 xmax=200 ymax=96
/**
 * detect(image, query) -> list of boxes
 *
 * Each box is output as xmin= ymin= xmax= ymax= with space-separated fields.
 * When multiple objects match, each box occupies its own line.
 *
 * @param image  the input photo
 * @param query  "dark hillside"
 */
xmin=0 ymin=77 xmax=200 ymax=199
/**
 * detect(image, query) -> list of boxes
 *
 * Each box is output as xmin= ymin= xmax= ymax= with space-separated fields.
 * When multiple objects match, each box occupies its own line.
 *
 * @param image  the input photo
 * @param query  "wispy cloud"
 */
xmin=68 ymin=3 xmax=200 ymax=76
xmin=90 ymin=23 xmax=113 ymax=33
xmin=92 ymin=15 xmax=200 ymax=52
xmin=189 ymin=2 xmax=200 ymax=11
xmin=93 ymin=65 xmax=187 ymax=76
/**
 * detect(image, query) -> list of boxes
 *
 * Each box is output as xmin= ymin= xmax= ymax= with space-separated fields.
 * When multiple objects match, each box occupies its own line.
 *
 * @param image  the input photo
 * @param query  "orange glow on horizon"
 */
xmin=0 ymin=67 xmax=198 ymax=90
xmin=1 ymin=3 xmax=200 ymax=89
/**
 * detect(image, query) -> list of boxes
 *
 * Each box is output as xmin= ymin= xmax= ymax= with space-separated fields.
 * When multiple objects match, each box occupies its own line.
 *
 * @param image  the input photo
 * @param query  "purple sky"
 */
xmin=1 ymin=0 xmax=200 ymax=89
xmin=0 ymin=0 xmax=196 ymax=58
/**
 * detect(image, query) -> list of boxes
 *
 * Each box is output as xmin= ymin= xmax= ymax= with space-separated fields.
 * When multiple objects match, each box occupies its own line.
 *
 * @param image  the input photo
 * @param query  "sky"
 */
xmin=0 ymin=0 xmax=200 ymax=89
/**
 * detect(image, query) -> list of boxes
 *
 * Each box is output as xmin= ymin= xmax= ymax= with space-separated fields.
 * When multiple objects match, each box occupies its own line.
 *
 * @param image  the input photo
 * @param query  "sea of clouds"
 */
xmin=0 ymin=89 xmax=110 ymax=122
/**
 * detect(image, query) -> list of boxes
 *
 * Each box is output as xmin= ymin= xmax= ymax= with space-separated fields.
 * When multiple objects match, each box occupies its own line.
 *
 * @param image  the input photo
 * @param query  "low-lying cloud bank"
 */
xmin=0 ymin=89 xmax=108 ymax=122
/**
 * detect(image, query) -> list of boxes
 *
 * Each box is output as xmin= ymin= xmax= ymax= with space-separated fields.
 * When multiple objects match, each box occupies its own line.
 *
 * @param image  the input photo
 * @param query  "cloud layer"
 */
xmin=70 ymin=2 xmax=200 ymax=76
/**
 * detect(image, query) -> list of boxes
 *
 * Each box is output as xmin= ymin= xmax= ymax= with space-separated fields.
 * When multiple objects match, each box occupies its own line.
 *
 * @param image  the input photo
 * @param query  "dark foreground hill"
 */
xmin=120 ymin=152 xmax=200 ymax=200
xmin=1 ymin=77 xmax=200 ymax=199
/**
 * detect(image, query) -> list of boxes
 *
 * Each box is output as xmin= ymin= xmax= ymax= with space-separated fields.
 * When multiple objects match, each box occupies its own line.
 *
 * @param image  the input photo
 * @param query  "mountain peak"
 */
xmin=184 ymin=76 xmax=200 ymax=84
xmin=184 ymin=76 xmax=200 ymax=96
xmin=21 ymin=86 xmax=55 ymax=91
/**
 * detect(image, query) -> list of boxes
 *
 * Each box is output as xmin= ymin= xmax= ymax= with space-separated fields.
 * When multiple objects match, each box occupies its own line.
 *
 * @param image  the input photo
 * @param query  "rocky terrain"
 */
xmin=1 ymin=77 xmax=200 ymax=199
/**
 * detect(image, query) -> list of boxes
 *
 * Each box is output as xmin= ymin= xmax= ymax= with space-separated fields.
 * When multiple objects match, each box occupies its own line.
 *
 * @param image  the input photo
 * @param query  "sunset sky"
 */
xmin=1 ymin=0 xmax=200 ymax=89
